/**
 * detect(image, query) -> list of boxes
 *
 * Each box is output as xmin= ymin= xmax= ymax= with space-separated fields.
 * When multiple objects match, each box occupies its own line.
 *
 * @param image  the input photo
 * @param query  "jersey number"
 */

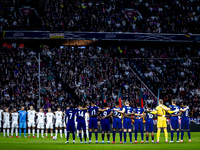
xmin=103 ymin=111 xmax=107 ymax=117
xmin=92 ymin=110 xmax=96 ymax=115
xmin=78 ymin=111 xmax=84 ymax=117
xmin=69 ymin=113 xmax=72 ymax=119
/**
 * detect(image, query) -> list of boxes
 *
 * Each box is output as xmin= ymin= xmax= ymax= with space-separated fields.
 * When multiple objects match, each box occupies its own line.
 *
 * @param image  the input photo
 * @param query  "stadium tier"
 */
xmin=0 ymin=0 xmax=200 ymax=33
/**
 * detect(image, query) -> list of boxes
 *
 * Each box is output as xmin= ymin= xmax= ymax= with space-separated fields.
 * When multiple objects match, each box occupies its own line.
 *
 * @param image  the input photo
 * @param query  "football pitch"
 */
xmin=0 ymin=132 xmax=200 ymax=150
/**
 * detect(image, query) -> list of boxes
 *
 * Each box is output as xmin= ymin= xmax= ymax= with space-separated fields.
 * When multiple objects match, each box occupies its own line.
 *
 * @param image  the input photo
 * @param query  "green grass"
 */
xmin=0 ymin=132 xmax=199 ymax=150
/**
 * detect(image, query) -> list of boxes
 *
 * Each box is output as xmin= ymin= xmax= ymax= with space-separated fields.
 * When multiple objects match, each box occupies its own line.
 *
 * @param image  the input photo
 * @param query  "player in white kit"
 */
xmin=11 ymin=108 xmax=19 ymax=138
xmin=0 ymin=108 xmax=3 ymax=133
xmin=37 ymin=108 xmax=45 ymax=138
xmin=3 ymin=107 xmax=10 ymax=138
xmin=45 ymin=108 xmax=54 ymax=138
xmin=85 ymin=112 xmax=89 ymax=138
xmin=54 ymin=107 xmax=63 ymax=138
xmin=27 ymin=106 xmax=36 ymax=138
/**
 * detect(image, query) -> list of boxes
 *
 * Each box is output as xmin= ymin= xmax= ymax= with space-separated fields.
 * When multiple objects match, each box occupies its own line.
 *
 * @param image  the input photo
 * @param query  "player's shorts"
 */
xmin=145 ymin=120 xmax=154 ymax=132
xmin=89 ymin=117 xmax=98 ymax=129
xmin=55 ymin=122 xmax=63 ymax=128
xmin=77 ymin=119 xmax=86 ymax=131
xmin=113 ymin=121 xmax=122 ymax=129
xmin=12 ymin=123 xmax=19 ymax=128
xmin=37 ymin=123 xmax=44 ymax=129
xmin=123 ymin=118 xmax=132 ymax=129
xmin=28 ymin=121 xmax=35 ymax=127
xmin=0 ymin=120 xmax=2 ymax=128
xmin=19 ymin=122 xmax=26 ymax=128
xmin=134 ymin=119 xmax=144 ymax=131
xmin=101 ymin=120 xmax=110 ymax=131
xmin=170 ymin=119 xmax=179 ymax=129
xmin=157 ymin=117 xmax=167 ymax=128
xmin=3 ymin=122 xmax=10 ymax=128
xmin=67 ymin=122 xmax=75 ymax=131
xmin=181 ymin=120 xmax=189 ymax=130
xmin=46 ymin=123 xmax=53 ymax=129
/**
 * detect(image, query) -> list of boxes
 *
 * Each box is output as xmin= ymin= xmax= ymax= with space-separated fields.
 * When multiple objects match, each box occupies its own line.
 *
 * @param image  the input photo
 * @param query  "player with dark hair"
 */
xmin=111 ymin=101 xmax=123 ymax=143
xmin=144 ymin=103 xmax=154 ymax=143
xmin=99 ymin=103 xmax=112 ymax=143
xmin=65 ymin=104 xmax=77 ymax=143
xmin=180 ymin=102 xmax=191 ymax=143
xmin=169 ymin=100 xmax=180 ymax=143
xmin=87 ymin=100 xmax=99 ymax=143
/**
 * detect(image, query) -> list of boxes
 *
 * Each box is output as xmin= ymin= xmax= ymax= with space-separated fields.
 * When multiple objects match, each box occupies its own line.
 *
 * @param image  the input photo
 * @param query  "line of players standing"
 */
xmin=0 ymin=100 xmax=190 ymax=144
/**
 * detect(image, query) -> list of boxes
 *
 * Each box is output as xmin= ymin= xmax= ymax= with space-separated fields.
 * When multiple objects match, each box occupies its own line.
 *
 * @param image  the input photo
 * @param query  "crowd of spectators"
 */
xmin=0 ymin=0 xmax=200 ymax=33
xmin=0 ymin=41 xmax=200 ymax=118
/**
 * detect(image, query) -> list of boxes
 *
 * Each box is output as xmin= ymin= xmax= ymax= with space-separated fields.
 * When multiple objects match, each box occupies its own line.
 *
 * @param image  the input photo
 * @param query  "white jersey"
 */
xmin=0 ymin=109 xmax=3 ymax=120
xmin=11 ymin=112 xmax=19 ymax=124
xmin=55 ymin=111 xmax=63 ymax=123
xmin=37 ymin=112 xmax=45 ymax=124
xmin=27 ymin=110 xmax=36 ymax=122
xmin=46 ymin=112 xmax=54 ymax=124
xmin=3 ymin=112 xmax=10 ymax=123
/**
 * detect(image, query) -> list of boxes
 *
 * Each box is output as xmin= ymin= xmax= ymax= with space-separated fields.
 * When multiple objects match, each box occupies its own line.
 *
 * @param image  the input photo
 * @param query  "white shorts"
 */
xmin=37 ymin=123 xmax=44 ymax=129
xmin=46 ymin=123 xmax=53 ymax=129
xmin=12 ymin=123 xmax=19 ymax=128
xmin=3 ymin=122 xmax=10 ymax=128
xmin=28 ymin=122 xmax=36 ymax=127
xmin=55 ymin=122 xmax=63 ymax=128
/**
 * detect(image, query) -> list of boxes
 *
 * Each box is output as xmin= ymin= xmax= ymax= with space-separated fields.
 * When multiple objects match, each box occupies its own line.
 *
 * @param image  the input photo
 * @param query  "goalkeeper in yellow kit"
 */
xmin=151 ymin=99 xmax=176 ymax=143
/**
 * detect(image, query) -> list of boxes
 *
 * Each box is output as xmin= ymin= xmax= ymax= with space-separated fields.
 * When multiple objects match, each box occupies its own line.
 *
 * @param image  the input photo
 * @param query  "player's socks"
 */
xmin=164 ymin=129 xmax=168 ymax=141
xmin=65 ymin=130 xmax=67 ymax=138
xmin=119 ymin=131 xmax=122 ymax=141
xmin=124 ymin=132 xmax=127 ymax=142
xmin=3 ymin=129 xmax=5 ymax=137
xmin=33 ymin=129 xmax=35 ymax=136
xmin=171 ymin=130 xmax=174 ymax=141
xmin=16 ymin=129 xmax=18 ymax=136
xmin=146 ymin=137 xmax=148 ymax=142
xmin=73 ymin=132 xmax=75 ymax=140
xmin=113 ymin=131 xmax=115 ymax=142
xmin=41 ymin=130 xmax=44 ymax=137
xmin=107 ymin=133 xmax=110 ymax=142
xmin=19 ymin=129 xmax=22 ymax=137
xmin=11 ymin=128 xmax=14 ymax=136
xmin=77 ymin=130 xmax=79 ymax=137
xmin=67 ymin=133 xmax=69 ymax=141
xmin=79 ymin=133 xmax=82 ymax=142
xmin=7 ymin=129 xmax=9 ymax=136
xmin=157 ymin=129 xmax=160 ymax=141
xmin=181 ymin=131 xmax=184 ymax=140
xmin=135 ymin=130 xmax=137 ymax=141
xmin=84 ymin=132 xmax=87 ymax=141
xmin=37 ymin=130 xmax=39 ymax=137
xmin=46 ymin=132 xmax=48 ymax=137
xmin=89 ymin=132 xmax=92 ymax=140
xmin=129 ymin=132 xmax=132 ymax=142
xmin=177 ymin=130 xmax=179 ymax=141
xmin=152 ymin=136 xmax=154 ymax=142
xmin=86 ymin=130 xmax=89 ymax=138
xmin=51 ymin=132 xmax=53 ymax=137
xmin=55 ymin=130 xmax=58 ymax=137
xmin=102 ymin=133 xmax=105 ymax=141
xmin=24 ymin=129 xmax=26 ymax=137
xmin=141 ymin=131 xmax=144 ymax=141
xmin=95 ymin=131 xmax=98 ymax=141
xmin=28 ymin=129 xmax=31 ymax=135
xmin=60 ymin=130 xmax=62 ymax=137
xmin=187 ymin=131 xmax=191 ymax=139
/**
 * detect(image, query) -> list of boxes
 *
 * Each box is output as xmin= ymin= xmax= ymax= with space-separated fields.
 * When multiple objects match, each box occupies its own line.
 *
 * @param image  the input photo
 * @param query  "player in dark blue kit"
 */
xmin=111 ymin=102 xmax=123 ymax=144
xmin=114 ymin=100 xmax=134 ymax=143
xmin=169 ymin=100 xmax=180 ymax=143
xmin=99 ymin=103 xmax=112 ymax=143
xmin=87 ymin=100 xmax=99 ymax=143
xmin=65 ymin=104 xmax=77 ymax=144
xmin=144 ymin=104 xmax=155 ymax=143
xmin=180 ymin=102 xmax=191 ymax=143
xmin=76 ymin=103 xmax=87 ymax=143
xmin=133 ymin=103 xmax=144 ymax=143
